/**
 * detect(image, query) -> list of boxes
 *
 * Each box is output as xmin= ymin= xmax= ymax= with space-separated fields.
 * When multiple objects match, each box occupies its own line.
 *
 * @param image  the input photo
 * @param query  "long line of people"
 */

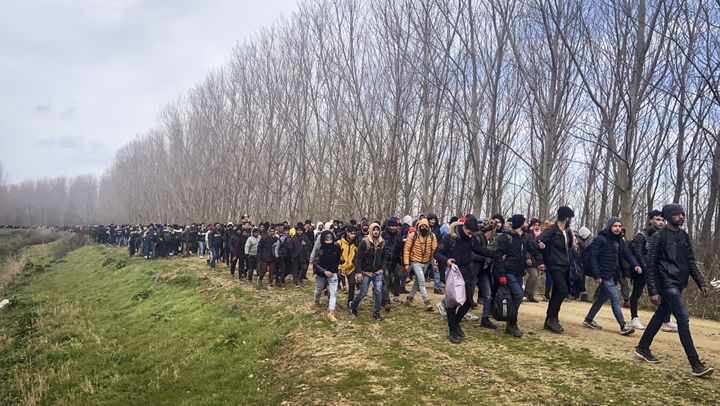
xmin=84 ymin=203 xmax=713 ymax=377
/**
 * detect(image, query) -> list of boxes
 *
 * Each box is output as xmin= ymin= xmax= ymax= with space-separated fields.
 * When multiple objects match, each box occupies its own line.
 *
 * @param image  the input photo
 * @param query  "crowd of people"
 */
xmin=84 ymin=204 xmax=713 ymax=377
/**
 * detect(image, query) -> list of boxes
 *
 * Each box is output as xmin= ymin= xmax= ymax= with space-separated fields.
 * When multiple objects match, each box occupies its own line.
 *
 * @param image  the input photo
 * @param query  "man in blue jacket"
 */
xmin=582 ymin=216 xmax=640 ymax=336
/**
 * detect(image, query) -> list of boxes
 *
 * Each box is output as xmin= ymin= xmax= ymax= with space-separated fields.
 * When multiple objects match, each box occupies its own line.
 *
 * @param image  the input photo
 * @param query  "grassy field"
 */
xmin=1 ymin=241 xmax=719 ymax=405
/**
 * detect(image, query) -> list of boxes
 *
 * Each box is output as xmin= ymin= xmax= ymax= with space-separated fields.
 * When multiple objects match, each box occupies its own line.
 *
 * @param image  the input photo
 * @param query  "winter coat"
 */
xmin=588 ymin=217 xmax=639 ymax=281
xmin=337 ymin=235 xmax=358 ymax=276
xmin=403 ymin=219 xmax=438 ymax=265
xmin=245 ymin=235 xmax=259 ymax=256
xmin=646 ymin=226 xmax=706 ymax=296
xmin=535 ymin=223 xmax=576 ymax=270
xmin=257 ymin=235 xmax=277 ymax=263
xmin=353 ymin=223 xmax=386 ymax=276
xmin=434 ymin=221 xmax=484 ymax=281
xmin=312 ymin=231 xmax=343 ymax=275
xmin=495 ymin=231 xmax=540 ymax=278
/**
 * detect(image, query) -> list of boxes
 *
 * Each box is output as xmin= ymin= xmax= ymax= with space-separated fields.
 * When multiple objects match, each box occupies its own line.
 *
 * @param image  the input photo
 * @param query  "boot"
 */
xmin=327 ymin=310 xmax=337 ymax=323
xmin=544 ymin=318 xmax=564 ymax=333
xmin=480 ymin=317 xmax=497 ymax=330
xmin=424 ymin=299 xmax=433 ymax=311
xmin=506 ymin=321 xmax=523 ymax=337
xmin=404 ymin=297 xmax=414 ymax=307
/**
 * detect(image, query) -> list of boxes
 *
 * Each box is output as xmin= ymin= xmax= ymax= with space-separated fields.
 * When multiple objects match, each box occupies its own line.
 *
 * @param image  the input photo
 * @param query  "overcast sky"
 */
xmin=0 ymin=0 xmax=298 ymax=184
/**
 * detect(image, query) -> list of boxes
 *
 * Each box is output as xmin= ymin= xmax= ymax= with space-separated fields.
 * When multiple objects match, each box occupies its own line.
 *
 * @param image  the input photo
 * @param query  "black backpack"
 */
xmin=493 ymin=285 xmax=517 ymax=322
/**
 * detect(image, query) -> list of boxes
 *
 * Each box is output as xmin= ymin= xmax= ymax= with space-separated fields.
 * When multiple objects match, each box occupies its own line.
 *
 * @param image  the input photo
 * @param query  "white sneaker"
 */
xmin=662 ymin=321 xmax=678 ymax=332
xmin=631 ymin=317 xmax=646 ymax=330
xmin=435 ymin=301 xmax=446 ymax=316
xmin=464 ymin=313 xmax=480 ymax=321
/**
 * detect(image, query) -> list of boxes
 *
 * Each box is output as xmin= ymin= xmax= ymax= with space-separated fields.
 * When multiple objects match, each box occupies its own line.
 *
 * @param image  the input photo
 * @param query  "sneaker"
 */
xmin=631 ymin=317 xmax=646 ymax=330
xmin=662 ymin=322 xmax=678 ymax=332
xmin=479 ymin=317 xmax=497 ymax=330
xmin=448 ymin=332 xmax=462 ymax=344
xmin=506 ymin=322 xmax=523 ymax=337
xmin=691 ymin=361 xmax=714 ymax=377
xmin=372 ymin=312 xmax=384 ymax=321
xmin=464 ymin=313 xmax=480 ymax=322
xmin=544 ymin=318 xmax=564 ymax=333
xmin=620 ymin=325 xmax=635 ymax=336
xmin=635 ymin=347 xmax=659 ymax=363
xmin=424 ymin=299 xmax=434 ymax=311
xmin=435 ymin=301 xmax=446 ymax=316
xmin=456 ymin=325 xmax=465 ymax=338
xmin=350 ymin=306 xmax=358 ymax=317
xmin=583 ymin=319 xmax=603 ymax=330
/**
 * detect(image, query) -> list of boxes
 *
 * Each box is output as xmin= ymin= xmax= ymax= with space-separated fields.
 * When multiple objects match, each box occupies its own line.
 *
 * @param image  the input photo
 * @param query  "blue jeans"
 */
xmin=638 ymin=288 xmax=699 ymax=365
xmin=351 ymin=273 xmax=383 ymax=314
xmin=585 ymin=277 xmax=625 ymax=328
xmin=506 ymin=273 xmax=524 ymax=315
xmin=314 ymin=273 xmax=339 ymax=311
xmin=408 ymin=262 xmax=430 ymax=301
xmin=477 ymin=272 xmax=492 ymax=318
xmin=198 ymin=241 xmax=206 ymax=257
xmin=429 ymin=262 xmax=441 ymax=290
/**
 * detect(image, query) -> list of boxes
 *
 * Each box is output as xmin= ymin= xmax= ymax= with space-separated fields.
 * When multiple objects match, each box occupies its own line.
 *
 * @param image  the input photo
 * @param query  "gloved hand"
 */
xmin=499 ymin=276 xmax=507 ymax=286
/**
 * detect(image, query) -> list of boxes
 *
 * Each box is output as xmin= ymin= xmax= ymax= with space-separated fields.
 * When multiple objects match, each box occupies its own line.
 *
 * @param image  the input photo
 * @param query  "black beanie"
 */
xmin=647 ymin=209 xmax=663 ymax=219
xmin=491 ymin=214 xmax=505 ymax=225
xmin=557 ymin=206 xmax=574 ymax=221
xmin=511 ymin=214 xmax=526 ymax=230
xmin=464 ymin=215 xmax=479 ymax=232
xmin=662 ymin=204 xmax=684 ymax=219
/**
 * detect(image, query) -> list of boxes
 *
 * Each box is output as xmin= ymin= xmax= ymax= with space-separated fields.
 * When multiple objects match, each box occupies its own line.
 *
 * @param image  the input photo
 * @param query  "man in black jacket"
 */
xmin=257 ymin=226 xmax=278 ymax=288
xmin=435 ymin=215 xmax=484 ymax=344
xmin=635 ymin=204 xmax=713 ymax=377
xmin=582 ymin=216 xmax=640 ymax=336
xmin=381 ymin=218 xmax=403 ymax=311
xmin=535 ymin=206 xmax=576 ymax=333
xmin=495 ymin=214 xmax=540 ymax=337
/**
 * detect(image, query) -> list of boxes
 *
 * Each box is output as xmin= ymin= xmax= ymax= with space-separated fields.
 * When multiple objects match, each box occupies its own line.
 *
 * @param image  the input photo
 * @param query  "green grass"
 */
xmin=0 ymin=244 xmax=305 ymax=405
xmin=2 ymin=243 xmax=719 ymax=405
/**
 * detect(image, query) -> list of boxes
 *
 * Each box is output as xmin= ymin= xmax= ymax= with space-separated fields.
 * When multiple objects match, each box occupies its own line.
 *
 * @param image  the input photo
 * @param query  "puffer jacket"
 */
xmin=403 ymin=219 xmax=437 ymax=265
xmin=588 ymin=217 xmax=639 ymax=280
xmin=337 ymin=235 xmax=358 ymax=276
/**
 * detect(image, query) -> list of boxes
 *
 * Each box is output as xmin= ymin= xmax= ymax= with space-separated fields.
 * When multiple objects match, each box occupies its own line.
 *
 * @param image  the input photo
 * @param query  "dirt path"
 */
xmin=182 ymin=256 xmax=720 ymax=404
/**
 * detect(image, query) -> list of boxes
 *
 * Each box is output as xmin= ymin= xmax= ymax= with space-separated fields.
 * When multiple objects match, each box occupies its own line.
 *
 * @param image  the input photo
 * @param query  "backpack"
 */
xmin=444 ymin=264 xmax=466 ymax=307
xmin=493 ymin=284 xmax=517 ymax=322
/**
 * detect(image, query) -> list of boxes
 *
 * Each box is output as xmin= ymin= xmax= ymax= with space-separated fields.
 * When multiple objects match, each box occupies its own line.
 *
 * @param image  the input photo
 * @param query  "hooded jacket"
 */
xmin=245 ymin=230 xmax=260 ymax=256
xmin=257 ymin=233 xmax=277 ymax=262
xmin=646 ymin=225 xmax=705 ymax=296
xmin=353 ymin=223 xmax=386 ymax=275
xmin=588 ymin=217 xmax=639 ymax=280
xmin=403 ymin=219 xmax=438 ymax=265
xmin=313 ymin=231 xmax=343 ymax=275
xmin=337 ymin=234 xmax=358 ymax=276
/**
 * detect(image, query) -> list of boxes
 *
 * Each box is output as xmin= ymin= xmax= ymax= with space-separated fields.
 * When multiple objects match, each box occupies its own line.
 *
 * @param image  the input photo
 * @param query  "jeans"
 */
xmin=210 ymin=247 xmax=219 ymax=269
xmin=477 ymin=272 xmax=492 ymax=318
xmin=638 ymin=288 xmax=699 ymax=365
xmin=198 ymin=241 xmax=206 ymax=257
xmin=429 ymin=262 xmax=441 ymax=291
xmin=506 ymin=273 xmax=525 ymax=317
xmin=351 ymin=272 xmax=383 ymax=314
xmin=407 ymin=262 xmax=430 ymax=301
xmin=314 ymin=273 xmax=338 ymax=311
xmin=585 ymin=277 xmax=626 ymax=328
xmin=546 ymin=267 xmax=569 ymax=320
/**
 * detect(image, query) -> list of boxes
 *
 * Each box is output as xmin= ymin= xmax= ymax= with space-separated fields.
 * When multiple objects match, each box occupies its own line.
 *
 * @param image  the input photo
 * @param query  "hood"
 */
xmin=416 ymin=218 xmax=431 ymax=234
xmin=605 ymin=216 xmax=622 ymax=232
xmin=363 ymin=223 xmax=384 ymax=246
xmin=402 ymin=215 xmax=413 ymax=227
xmin=324 ymin=221 xmax=333 ymax=231
xmin=315 ymin=223 xmax=323 ymax=232
xmin=320 ymin=230 xmax=334 ymax=245
xmin=577 ymin=226 xmax=592 ymax=240
xmin=448 ymin=221 xmax=464 ymax=239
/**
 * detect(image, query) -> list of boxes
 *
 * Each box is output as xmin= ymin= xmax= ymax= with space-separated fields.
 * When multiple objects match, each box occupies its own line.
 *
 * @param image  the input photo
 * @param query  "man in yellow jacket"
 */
xmin=338 ymin=225 xmax=359 ymax=308
xmin=403 ymin=219 xmax=438 ymax=311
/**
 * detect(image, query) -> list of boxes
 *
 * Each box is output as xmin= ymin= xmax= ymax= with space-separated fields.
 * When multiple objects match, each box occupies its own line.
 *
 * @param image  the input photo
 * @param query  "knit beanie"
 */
xmin=662 ymin=204 xmax=684 ymax=219
xmin=510 ymin=214 xmax=526 ymax=230
xmin=557 ymin=206 xmax=575 ymax=221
